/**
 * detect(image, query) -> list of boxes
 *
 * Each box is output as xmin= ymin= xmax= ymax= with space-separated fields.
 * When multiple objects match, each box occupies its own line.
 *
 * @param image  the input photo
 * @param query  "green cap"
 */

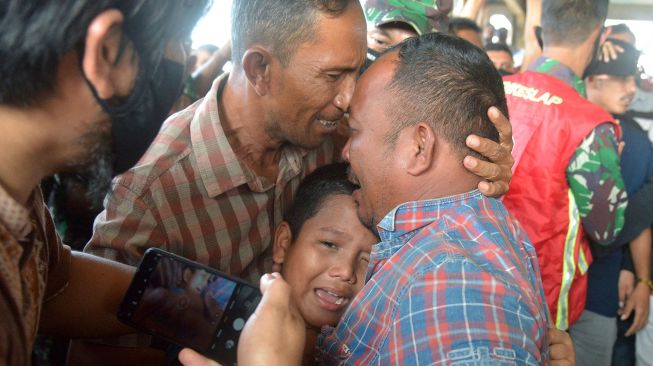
xmin=364 ymin=0 xmax=452 ymax=35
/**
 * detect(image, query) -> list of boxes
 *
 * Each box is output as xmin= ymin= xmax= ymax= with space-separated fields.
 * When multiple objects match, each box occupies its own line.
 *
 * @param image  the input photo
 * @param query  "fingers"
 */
xmin=599 ymin=41 xmax=624 ymax=62
xmin=548 ymin=327 xmax=575 ymax=365
xmin=625 ymin=308 xmax=644 ymax=337
xmin=624 ymin=286 xmax=650 ymax=336
xmin=464 ymin=106 xmax=515 ymax=198
xmin=487 ymin=106 xmax=514 ymax=151
xmin=464 ymin=155 xmax=502 ymax=180
xmin=466 ymin=137 xmax=507 ymax=166
xmin=600 ymin=42 xmax=615 ymax=62
xmin=259 ymin=273 xmax=291 ymax=306
xmin=478 ymin=180 xmax=509 ymax=197
xmin=178 ymin=348 xmax=222 ymax=366
xmin=548 ymin=327 xmax=573 ymax=346
xmin=549 ymin=344 xmax=575 ymax=366
xmin=257 ymin=273 xmax=296 ymax=319
xmin=621 ymin=297 xmax=635 ymax=321
xmin=463 ymin=154 xmax=510 ymax=197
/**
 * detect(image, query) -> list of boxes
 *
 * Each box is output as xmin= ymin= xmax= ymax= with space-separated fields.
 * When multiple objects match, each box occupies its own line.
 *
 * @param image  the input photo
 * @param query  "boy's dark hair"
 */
xmin=0 ymin=0 xmax=211 ymax=107
xmin=485 ymin=43 xmax=513 ymax=57
xmin=541 ymin=0 xmax=609 ymax=47
xmin=384 ymin=33 xmax=506 ymax=159
xmin=284 ymin=163 xmax=358 ymax=237
xmin=448 ymin=17 xmax=481 ymax=35
xmin=231 ymin=0 xmax=354 ymax=66
xmin=610 ymin=23 xmax=634 ymax=38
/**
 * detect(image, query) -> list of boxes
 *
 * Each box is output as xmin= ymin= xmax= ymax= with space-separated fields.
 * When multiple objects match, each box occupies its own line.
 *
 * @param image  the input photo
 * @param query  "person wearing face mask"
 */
xmin=501 ymin=0 xmax=629 ymax=331
xmin=43 ymin=51 xmax=188 ymax=257
xmin=362 ymin=0 xmax=452 ymax=73
xmin=0 ymin=0 xmax=209 ymax=365
xmin=485 ymin=42 xmax=516 ymax=76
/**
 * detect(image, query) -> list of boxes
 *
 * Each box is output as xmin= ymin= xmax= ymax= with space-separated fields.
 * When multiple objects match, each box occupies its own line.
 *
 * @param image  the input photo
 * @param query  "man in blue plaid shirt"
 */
xmin=319 ymin=32 xmax=550 ymax=365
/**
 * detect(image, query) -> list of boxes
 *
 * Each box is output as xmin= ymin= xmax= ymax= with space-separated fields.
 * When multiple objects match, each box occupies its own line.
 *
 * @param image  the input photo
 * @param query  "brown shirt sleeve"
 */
xmin=33 ymin=188 xmax=72 ymax=302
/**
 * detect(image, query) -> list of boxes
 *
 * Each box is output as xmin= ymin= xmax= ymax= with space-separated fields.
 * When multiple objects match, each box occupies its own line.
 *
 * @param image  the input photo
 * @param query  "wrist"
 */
xmin=637 ymin=277 xmax=653 ymax=292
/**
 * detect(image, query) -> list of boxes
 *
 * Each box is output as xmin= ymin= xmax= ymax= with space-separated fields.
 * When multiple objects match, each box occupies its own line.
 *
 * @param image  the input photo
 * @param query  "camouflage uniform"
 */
xmin=533 ymin=58 xmax=627 ymax=243
xmin=364 ymin=0 xmax=453 ymax=34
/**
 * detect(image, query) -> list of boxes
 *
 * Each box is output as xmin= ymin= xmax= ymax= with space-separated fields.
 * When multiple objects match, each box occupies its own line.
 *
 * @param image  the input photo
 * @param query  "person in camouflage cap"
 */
xmin=362 ymin=0 xmax=451 ymax=71
xmin=365 ymin=0 xmax=452 ymax=36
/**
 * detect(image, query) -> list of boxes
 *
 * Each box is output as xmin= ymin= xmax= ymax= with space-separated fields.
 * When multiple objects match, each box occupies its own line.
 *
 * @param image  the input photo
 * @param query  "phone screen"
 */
xmin=119 ymin=249 xmax=261 ymax=364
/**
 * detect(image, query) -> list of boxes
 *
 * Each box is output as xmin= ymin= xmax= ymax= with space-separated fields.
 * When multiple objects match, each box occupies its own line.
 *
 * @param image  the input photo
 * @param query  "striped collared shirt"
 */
xmin=319 ymin=191 xmax=550 ymax=365
xmin=85 ymin=74 xmax=334 ymax=283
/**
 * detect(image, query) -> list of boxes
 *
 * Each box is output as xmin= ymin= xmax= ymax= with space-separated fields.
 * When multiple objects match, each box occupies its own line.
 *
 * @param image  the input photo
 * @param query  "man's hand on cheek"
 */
xmin=464 ymin=106 xmax=515 ymax=197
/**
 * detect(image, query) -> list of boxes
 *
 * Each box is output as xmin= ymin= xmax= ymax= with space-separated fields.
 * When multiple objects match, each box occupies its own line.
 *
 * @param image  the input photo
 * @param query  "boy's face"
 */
xmin=274 ymin=194 xmax=377 ymax=328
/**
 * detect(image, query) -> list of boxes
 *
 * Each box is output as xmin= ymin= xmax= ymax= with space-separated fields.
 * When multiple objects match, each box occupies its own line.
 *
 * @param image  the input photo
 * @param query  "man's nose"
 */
xmin=342 ymin=137 xmax=351 ymax=162
xmin=334 ymin=74 xmax=356 ymax=112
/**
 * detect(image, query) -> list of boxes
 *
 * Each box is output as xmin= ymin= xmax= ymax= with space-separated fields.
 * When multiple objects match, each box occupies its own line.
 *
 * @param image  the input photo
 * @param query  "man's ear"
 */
xmin=273 ymin=221 xmax=293 ymax=266
xmin=82 ymin=9 xmax=126 ymax=99
xmin=242 ymin=46 xmax=273 ymax=97
xmin=406 ymin=122 xmax=436 ymax=176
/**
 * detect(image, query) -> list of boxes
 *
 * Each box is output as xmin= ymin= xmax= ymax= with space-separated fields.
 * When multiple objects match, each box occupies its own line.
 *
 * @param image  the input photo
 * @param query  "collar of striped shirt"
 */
xmin=190 ymin=74 xmax=312 ymax=196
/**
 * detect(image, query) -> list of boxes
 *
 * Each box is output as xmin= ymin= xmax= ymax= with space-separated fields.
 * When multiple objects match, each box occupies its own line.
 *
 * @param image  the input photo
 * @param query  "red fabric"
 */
xmin=502 ymin=71 xmax=619 ymax=328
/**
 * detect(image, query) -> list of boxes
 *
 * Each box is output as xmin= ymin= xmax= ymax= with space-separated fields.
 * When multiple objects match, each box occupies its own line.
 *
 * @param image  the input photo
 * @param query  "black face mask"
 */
xmin=84 ymin=58 xmax=185 ymax=175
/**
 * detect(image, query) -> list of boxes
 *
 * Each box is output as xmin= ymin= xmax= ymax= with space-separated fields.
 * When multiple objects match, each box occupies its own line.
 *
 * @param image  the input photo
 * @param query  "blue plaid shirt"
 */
xmin=318 ymin=190 xmax=550 ymax=365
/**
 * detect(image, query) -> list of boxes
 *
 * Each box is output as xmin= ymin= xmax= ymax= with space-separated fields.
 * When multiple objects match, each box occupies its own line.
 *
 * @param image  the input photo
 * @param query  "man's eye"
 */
xmin=326 ymin=72 xmax=343 ymax=81
xmin=319 ymin=241 xmax=338 ymax=249
xmin=372 ymin=38 xmax=387 ymax=47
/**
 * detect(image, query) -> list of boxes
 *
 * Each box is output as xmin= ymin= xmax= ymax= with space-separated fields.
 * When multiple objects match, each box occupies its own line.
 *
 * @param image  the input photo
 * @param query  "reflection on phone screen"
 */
xmin=132 ymin=257 xmax=237 ymax=351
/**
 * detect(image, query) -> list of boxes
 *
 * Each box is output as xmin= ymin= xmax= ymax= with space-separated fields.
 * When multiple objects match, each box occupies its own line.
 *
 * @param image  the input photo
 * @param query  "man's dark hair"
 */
xmin=0 ymin=0 xmax=210 ymax=107
xmin=541 ymin=0 xmax=609 ymax=47
xmin=448 ymin=17 xmax=481 ymax=35
xmin=284 ymin=163 xmax=360 ymax=238
xmin=384 ymin=33 xmax=506 ymax=159
xmin=231 ymin=0 xmax=354 ymax=66
xmin=485 ymin=43 xmax=513 ymax=57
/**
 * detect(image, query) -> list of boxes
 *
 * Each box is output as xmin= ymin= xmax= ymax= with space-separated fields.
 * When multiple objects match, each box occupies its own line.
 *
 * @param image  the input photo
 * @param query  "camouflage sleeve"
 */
xmin=566 ymin=123 xmax=628 ymax=245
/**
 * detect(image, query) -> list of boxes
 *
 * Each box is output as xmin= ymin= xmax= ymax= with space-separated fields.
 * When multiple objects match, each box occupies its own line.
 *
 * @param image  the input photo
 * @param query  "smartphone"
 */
xmin=118 ymin=248 xmax=262 ymax=365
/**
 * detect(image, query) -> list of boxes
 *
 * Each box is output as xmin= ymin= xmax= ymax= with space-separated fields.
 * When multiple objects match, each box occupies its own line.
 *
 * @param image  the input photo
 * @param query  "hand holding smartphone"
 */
xmin=118 ymin=248 xmax=262 ymax=366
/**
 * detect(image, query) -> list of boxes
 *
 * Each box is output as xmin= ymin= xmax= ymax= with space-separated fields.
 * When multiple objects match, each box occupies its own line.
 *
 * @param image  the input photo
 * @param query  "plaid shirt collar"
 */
xmin=0 ymin=183 xmax=32 ymax=241
xmin=191 ymin=74 xmax=310 ymax=197
xmin=373 ymin=190 xmax=483 ymax=261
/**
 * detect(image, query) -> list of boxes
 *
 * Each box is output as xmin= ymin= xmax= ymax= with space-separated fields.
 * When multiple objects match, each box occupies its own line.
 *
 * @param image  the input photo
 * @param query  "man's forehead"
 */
xmin=296 ymin=4 xmax=367 ymax=64
xmin=351 ymin=54 xmax=397 ymax=113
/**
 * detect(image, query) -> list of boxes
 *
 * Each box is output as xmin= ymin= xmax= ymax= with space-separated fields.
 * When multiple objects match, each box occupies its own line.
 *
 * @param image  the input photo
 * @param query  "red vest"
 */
xmin=502 ymin=71 xmax=619 ymax=329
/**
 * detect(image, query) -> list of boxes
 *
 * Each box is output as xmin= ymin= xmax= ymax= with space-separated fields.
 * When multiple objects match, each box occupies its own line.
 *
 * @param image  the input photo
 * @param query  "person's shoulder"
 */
xmin=113 ymin=107 xmax=203 ymax=198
